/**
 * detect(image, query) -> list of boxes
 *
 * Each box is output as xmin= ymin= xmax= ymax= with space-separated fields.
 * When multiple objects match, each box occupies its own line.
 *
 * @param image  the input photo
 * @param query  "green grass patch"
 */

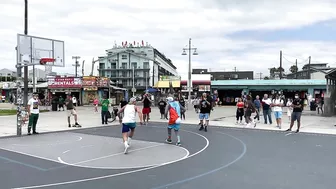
xmin=0 ymin=109 xmax=50 ymax=116
xmin=0 ymin=109 xmax=17 ymax=116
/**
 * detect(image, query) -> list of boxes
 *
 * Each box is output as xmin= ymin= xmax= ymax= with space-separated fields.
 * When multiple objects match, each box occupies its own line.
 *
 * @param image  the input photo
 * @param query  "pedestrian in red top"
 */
xmin=236 ymin=98 xmax=244 ymax=124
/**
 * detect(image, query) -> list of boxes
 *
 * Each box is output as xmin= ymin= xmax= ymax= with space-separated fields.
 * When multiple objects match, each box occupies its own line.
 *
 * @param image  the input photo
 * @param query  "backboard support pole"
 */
xmin=16 ymin=0 xmax=28 ymax=136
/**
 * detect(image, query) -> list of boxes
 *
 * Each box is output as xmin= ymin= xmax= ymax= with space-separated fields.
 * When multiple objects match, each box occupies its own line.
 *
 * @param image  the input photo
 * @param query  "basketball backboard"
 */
xmin=17 ymin=34 xmax=65 ymax=67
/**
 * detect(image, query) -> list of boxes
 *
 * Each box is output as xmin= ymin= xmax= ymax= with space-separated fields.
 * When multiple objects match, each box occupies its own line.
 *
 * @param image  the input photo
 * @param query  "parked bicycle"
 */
xmin=107 ymin=106 xmax=120 ymax=123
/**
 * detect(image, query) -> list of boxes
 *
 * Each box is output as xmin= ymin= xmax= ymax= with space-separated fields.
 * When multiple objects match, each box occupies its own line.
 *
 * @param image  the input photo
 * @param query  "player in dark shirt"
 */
xmin=178 ymin=97 xmax=186 ymax=120
xmin=120 ymin=98 xmax=128 ymax=108
xmin=158 ymin=98 xmax=167 ymax=119
xmin=286 ymin=93 xmax=303 ymax=133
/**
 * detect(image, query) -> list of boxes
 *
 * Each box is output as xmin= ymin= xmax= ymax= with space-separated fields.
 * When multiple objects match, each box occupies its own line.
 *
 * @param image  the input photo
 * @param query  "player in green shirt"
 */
xmin=101 ymin=96 xmax=110 ymax=124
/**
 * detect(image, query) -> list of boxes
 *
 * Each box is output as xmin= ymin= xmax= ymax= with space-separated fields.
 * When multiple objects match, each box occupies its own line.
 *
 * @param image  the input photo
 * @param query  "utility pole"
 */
xmin=279 ymin=50 xmax=283 ymax=79
xmin=145 ymin=71 xmax=148 ymax=91
xmin=132 ymin=66 xmax=135 ymax=97
xmin=234 ymin=67 xmax=237 ymax=72
xmin=308 ymin=56 xmax=311 ymax=79
xmin=256 ymin=72 xmax=262 ymax=80
xmin=72 ymin=56 xmax=81 ymax=77
xmin=295 ymin=59 xmax=298 ymax=79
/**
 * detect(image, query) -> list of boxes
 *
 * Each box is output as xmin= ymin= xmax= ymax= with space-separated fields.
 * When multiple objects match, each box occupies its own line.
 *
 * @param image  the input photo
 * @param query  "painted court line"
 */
xmin=13 ymin=127 xmax=209 ymax=189
xmin=58 ymin=143 xmax=166 ymax=166
xmin=151 ymin=131 xmax=247 ymax=189
xmin=11 ymin=136 xmax=83 ymax=147
xmin=58 ymin=146 xmax=190 ymax=170
xmin=0 ymin=155 xmax=46 ymax=171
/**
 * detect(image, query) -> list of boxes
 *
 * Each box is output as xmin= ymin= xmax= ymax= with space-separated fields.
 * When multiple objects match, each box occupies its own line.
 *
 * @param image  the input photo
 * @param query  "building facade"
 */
xmin=286 ymin=63 xmax=334 ymax=79
xmin=211 ymin=79 xmax=326 ymax=105
xmin=98 ymin=43 xmax=178 ymax=90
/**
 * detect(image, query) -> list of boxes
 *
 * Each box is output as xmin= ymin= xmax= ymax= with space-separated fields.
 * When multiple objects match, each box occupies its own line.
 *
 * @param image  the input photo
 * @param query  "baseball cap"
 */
xmin=166 ymin=97 xmax=174 ymax=102
xmin=129 ymin=97 xmax=137 ymax=103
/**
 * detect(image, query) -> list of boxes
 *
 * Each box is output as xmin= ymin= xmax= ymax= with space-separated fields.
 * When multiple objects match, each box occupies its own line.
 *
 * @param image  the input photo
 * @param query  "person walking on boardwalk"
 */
xmin=100 ymin=95 xmax=110 ymax=124
xmin=117 ymin=97 xmax=143 ymax=154
xmin=158 ymin=98 xmax=167 ymax=119
xmin=27 ymin=92 xmax=40 ymax=135
xmin=65 ymin=94 xmax=81 ymax=128
xmin=286 ymin=93 xmax=303 ymax=133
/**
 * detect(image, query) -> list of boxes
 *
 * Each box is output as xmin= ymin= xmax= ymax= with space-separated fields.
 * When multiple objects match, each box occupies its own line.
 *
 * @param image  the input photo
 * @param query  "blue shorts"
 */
xmin=122 ymin=123 xmax=136 ymax=133
xmin=168 ymin=123 xmax=180 ymax=131
xmin=199 ymin=113 xmax=209 ymax=120
xmin=274 ymin=111 xmax=282 ymax=119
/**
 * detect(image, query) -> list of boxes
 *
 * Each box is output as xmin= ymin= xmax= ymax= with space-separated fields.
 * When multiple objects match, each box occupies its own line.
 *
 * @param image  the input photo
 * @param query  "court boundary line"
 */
xmin=58 ymin=146 xmax=190 ymax=170
xmin=150 ymin=131 xmax=247 ymax=189
xmin=11 ymin=126 xmax=209 ymax=189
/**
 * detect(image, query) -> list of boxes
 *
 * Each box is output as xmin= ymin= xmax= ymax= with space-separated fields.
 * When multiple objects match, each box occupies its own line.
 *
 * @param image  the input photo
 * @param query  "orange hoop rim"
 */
xmin=40 ymin=58 xmax=55 ymax=63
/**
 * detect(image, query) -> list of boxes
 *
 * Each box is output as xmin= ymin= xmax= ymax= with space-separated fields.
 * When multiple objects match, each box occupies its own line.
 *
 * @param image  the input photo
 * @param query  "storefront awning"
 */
xmin=110 ymin=85 xmax=127 ymax=91
xmin=154 ymin=81 xmax=180 ymax=88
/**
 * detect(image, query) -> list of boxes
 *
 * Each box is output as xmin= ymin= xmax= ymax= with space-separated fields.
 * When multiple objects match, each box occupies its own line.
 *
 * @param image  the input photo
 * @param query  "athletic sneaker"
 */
xmin=176 ymin=142 xmax=181 ymax=146
xmin=166 ymin=138 xmax=172 ymax=144
xmin=124 ymin=142 xmax=129 ymax=154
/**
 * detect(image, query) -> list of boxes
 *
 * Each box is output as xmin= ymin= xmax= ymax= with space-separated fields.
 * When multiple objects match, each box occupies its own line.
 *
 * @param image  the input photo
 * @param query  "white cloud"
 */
xmin=0 ymin=0 xmax=336 ymax=79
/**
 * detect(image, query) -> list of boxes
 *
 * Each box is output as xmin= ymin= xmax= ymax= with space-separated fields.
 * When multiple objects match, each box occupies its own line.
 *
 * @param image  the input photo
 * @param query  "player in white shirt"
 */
xmin=271 ymin=94 xmax=284 ymax=129
xmin=117 ymin=97 xmax=143 ymax=154
xmin=27 ymin=93 xmax=40 ymax=135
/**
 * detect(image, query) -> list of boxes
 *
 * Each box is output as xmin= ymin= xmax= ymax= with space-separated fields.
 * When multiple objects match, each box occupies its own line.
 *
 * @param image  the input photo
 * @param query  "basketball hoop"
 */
xmin=40 ymin=58 xmax=55 ymax=65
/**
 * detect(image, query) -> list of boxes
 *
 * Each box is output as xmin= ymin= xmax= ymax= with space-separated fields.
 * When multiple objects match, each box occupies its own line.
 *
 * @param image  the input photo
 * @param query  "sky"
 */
xmin=1 ymin=0 xmax=336 ymax=79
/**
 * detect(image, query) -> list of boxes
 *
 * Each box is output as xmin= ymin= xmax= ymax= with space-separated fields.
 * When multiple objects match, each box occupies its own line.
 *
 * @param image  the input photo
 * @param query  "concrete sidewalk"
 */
xmin=149 ymin=105 xmax=336 ymax=135
xmin=0 ymin=105 xmax=335 ymax=137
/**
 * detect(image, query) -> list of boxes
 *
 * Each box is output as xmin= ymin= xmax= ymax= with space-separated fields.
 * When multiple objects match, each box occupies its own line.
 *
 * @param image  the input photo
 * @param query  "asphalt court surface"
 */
xmin=0 ymin=122 xmax=335 ymax=189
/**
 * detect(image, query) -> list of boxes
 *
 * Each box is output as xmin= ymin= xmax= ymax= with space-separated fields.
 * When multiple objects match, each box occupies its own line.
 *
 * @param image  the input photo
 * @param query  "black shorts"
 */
xmin=245 ymin=109 xmax=252 ymax=117
xmin=291 ymin=112 xmax=302 ymax=122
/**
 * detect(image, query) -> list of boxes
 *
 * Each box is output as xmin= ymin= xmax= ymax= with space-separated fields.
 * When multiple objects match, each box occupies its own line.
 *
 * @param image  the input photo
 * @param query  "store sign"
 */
xmin=160 ymin=75 xmax=181 ymax=81
xmin=82 ymin=76 xmax=97 ymax=86
xmin=48 ymin=77 xmax=82 ymax=88
xmin=97 ymin=77 xmax=109 ymax=87
xmin=199 ymin=85 xmax=211 ymax=91
xmin=83 ymin=86 xmax=98 ymax=91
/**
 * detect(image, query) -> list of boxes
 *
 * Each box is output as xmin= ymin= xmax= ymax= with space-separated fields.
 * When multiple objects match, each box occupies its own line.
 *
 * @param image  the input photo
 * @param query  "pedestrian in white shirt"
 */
xmin=261 ymin=94 xmax=273 ymax=124
xmin=27 ymin=93 xmax=40 ymax=135
xmin=271 ymin=94 xmax=284 ymax=129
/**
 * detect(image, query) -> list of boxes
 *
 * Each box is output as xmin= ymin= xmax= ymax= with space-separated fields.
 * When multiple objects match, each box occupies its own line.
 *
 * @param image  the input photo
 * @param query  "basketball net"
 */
xmin=44 ymin=62 xmax=53 ymax=78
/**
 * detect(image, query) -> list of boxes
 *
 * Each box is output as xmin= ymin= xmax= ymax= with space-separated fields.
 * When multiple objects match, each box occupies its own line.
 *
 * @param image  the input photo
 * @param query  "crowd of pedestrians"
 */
xmin=234 ymin=92 xmax=304 ymax=132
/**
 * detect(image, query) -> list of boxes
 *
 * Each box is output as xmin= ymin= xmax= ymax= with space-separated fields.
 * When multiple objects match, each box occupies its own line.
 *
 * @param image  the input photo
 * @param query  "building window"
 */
xmin=121 ymin=55 xmax=127 ymax=59
xmin=122 ymin=71 xmax=127 ymax=77
xmin=131 ymin=62 xmax=137 ymax=68
xmin=121 ymin=63 xmax=127 ymax=69
xmin=143 ymin=62 xmax=149 ymax=69
xmin=111 ymin=63 xmax=116 ymax=69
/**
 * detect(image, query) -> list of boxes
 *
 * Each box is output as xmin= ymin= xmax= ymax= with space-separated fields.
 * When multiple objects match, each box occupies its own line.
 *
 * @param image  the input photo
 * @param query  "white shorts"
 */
xmin=67 ymin=109 xmax=76 ymax=117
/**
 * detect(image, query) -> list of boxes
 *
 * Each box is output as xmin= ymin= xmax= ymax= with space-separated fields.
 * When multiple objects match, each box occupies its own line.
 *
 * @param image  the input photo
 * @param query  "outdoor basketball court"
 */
xmin=0 ymin=122 xmax=335 ymax=189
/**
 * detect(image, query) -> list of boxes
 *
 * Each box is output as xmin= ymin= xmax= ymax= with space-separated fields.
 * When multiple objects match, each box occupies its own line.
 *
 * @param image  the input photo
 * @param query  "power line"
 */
xmin=282 ymin=53 xmax=310 ymax=63
xmin=255 ymin=72 xmax=263 ymax=80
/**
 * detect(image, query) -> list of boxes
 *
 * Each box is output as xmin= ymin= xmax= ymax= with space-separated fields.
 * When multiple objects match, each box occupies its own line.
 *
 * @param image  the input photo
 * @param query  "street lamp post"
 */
xmin=182 ymin=38 xmax=198 ymax=109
